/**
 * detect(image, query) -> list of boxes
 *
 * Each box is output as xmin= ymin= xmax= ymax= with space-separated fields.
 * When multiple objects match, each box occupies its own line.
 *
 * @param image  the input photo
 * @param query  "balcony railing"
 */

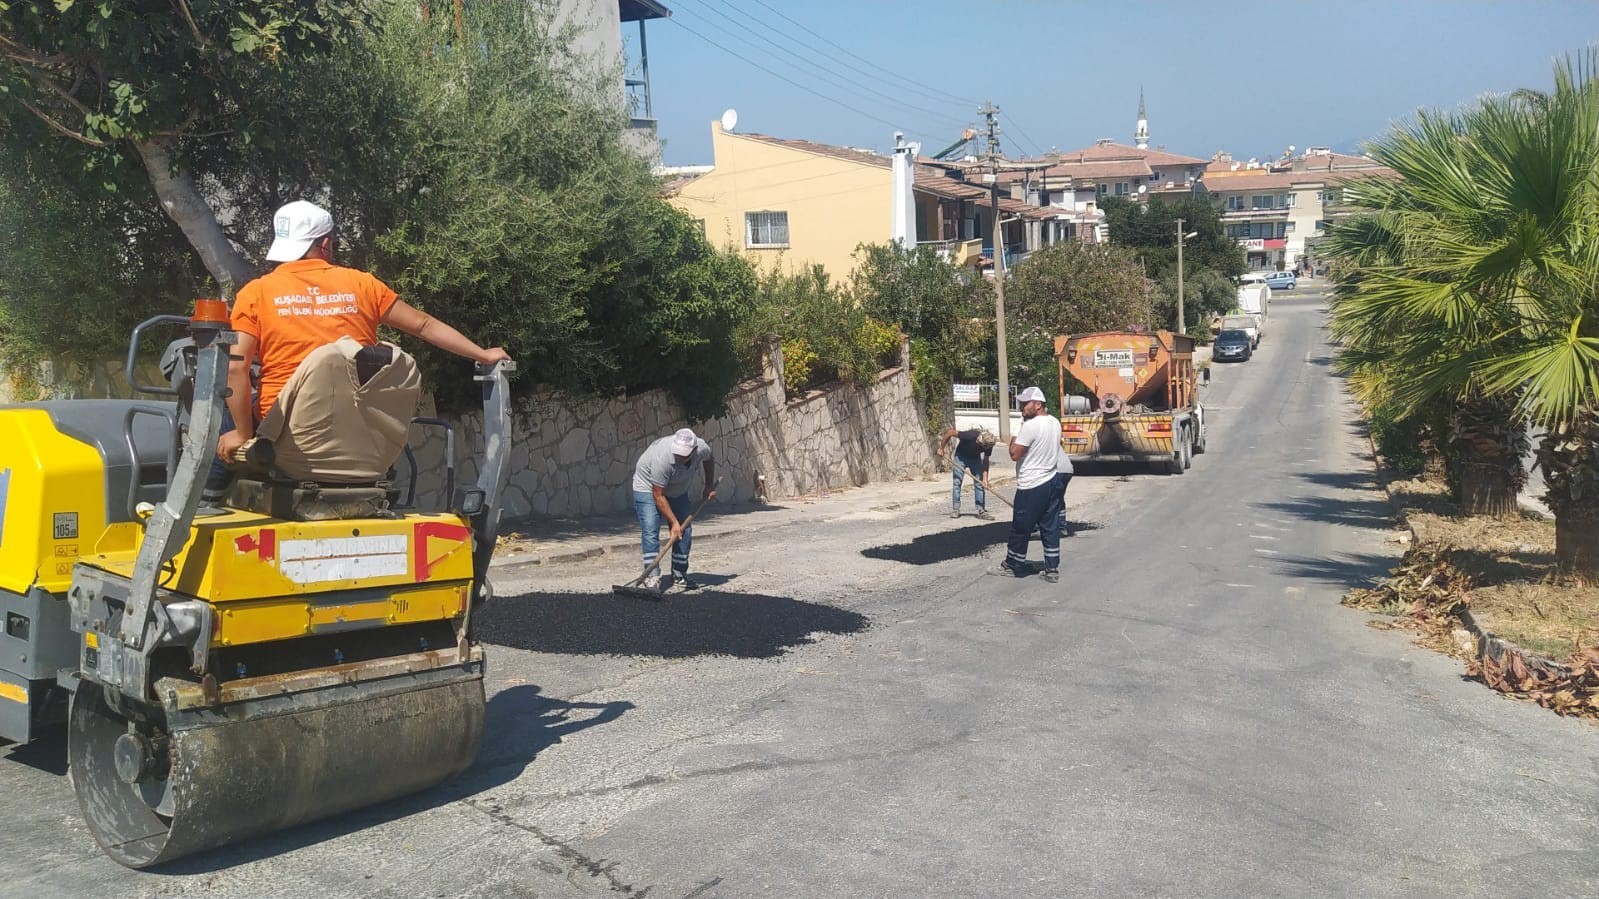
xmin=1221 ymin=207 xmax=1291 ymax=219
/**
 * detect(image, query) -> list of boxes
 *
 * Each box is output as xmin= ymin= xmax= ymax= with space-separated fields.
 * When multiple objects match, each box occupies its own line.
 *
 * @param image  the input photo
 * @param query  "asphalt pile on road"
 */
xmin=474 ymin=588 xmax=869 ymax=659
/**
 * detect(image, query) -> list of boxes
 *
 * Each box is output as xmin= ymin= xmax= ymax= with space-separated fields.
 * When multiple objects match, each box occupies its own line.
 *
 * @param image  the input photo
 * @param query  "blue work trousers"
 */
xmin=1006 ymin=481 xmax=1062 ymax=572
xmin=634 ymin=491 xmax=693 ymax=576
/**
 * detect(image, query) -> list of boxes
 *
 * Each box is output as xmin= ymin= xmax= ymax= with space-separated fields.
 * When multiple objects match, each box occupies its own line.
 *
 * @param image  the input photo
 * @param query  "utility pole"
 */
xmin=981 ymin=99 xmax=1012 ymax=442
xmin=1176 ymin=218 xmax=1186 ymax=336
xmin=1175 ymin=219 xmax=1199 ymax=336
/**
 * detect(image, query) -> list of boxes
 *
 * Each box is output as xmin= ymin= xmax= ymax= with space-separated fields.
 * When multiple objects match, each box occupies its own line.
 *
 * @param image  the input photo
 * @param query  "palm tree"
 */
xmin=1325 ymin=52 xmax=1599 ymax=574
xmin=1324 ymin=117 xmax=1530 ymax=516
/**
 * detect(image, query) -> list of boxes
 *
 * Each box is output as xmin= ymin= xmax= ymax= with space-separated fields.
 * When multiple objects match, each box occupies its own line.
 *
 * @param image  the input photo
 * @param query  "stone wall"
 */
xmin=407 ymin=340 xmax=936 ymax=519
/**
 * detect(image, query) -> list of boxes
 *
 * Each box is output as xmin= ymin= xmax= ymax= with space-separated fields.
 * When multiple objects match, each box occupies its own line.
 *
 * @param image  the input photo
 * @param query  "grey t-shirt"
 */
xmin=632 ymin=435 xmax=713 ymax=496
xmin=1012 ymin=414 xmax=1061 ymax=490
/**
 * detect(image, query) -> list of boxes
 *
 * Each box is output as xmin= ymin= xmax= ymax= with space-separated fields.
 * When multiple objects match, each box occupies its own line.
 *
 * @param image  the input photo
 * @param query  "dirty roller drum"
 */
xmin=63 ymin=301 xmax=515 ymax=867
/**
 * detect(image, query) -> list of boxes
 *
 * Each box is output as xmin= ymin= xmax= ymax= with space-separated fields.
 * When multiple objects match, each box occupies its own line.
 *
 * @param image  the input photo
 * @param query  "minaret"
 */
xmin=1134 ymin=88 xmax=1149 ymax=149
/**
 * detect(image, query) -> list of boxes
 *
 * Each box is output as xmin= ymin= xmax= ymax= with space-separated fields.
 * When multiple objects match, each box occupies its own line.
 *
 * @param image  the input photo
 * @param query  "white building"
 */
xmin=1198 ymin=147 xmax=1393 ymax=271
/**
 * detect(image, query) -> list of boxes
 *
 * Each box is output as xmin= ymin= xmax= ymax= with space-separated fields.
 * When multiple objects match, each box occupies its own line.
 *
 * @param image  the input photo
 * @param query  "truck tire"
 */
xmin=1168 ymin=432 xmax=1187 ymax=475
xmin=1193 ymin=424 xmax=1207 ymax=455
xmin=1182 ymin=430 xmax=1193 ymax=470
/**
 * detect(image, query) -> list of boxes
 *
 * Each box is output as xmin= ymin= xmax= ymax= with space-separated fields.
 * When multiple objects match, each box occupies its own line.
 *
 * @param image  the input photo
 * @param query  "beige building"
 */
xmin=670 ymin=122 xmax=1055 ymax=279
xmin=1198 ymin=147 xmax=1393 ymax=271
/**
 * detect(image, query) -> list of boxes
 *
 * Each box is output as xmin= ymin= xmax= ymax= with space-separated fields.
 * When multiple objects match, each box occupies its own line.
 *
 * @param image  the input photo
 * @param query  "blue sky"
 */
xmin=638 ymin=0 xmax=1597 ymax=166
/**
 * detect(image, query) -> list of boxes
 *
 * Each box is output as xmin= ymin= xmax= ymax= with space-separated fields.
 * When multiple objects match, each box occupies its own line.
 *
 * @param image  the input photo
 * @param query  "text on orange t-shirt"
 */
xmin=232 ymin=259 xmax=400 ymax=419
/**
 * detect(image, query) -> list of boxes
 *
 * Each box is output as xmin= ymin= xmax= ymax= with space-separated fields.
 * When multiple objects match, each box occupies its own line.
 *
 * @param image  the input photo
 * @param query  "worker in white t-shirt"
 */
xmin=991 ymin=386 xmax=1064 ymax=582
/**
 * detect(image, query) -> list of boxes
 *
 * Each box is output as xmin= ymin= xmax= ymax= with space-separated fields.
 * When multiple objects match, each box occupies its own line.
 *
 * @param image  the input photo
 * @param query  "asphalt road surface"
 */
xmin=3 ymin=289 xmax=1596 ymax=898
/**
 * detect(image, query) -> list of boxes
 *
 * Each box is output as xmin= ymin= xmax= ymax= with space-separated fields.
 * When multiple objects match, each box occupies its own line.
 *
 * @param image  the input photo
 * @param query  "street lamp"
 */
xmin=1176 ymin=221 xmax=1199 ymax=335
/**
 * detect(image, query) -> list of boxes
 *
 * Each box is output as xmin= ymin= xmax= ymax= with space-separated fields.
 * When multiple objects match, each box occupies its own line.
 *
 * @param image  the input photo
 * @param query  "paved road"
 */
xmin=3 ymin=291 xmax=1597 ymax=898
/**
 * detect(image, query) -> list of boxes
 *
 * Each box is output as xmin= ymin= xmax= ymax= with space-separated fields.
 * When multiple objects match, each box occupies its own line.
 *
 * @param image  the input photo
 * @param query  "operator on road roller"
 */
xmin=0 ymin=200 xmax=518 ymax=867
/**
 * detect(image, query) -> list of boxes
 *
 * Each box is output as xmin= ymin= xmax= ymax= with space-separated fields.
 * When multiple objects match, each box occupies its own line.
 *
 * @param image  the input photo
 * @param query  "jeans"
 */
xmin=205 ymin=404 xmax=240 ymax=496
xmin=1006 ymin=481 xmax=1062 ymax=572
xmin=633 ymin=490 xmax=693 ymax=576
xmin=951 ymin=455 xmax=987 ymax=511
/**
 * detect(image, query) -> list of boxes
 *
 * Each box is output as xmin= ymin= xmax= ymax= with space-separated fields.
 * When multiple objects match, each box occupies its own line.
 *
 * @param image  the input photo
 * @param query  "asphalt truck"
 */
xmin=1054 ymin=329 xmax=1207 ymax=475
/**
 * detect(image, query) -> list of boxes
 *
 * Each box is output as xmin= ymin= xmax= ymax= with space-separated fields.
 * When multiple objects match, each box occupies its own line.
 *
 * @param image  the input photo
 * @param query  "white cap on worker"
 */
xmin=266 ymin=200 xmax=334 ymax=262
xmin=1016 ymin=386 xmax=1047 ymax=405
xmin=671 ymin=427 xmax=698 ymax=455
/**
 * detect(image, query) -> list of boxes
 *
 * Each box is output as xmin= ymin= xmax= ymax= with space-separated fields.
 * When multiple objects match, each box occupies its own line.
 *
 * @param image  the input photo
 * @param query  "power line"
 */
xmin=664 ymin=17 xmax=929 ymax=138
xmin=707 ymin=0 xmax=979 ymax=112
xmin=678 ymin=0 xmax=969 ymax=136
xmin=744 ymin=0 xmax=984 ymax=109
xmin=1001 ymin=112 xmax=1045 ymax=159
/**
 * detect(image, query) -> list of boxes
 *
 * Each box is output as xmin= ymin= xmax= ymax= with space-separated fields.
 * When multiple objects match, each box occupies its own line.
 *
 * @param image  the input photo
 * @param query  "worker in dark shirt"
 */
xmin=942 ymin=426 xmax=996 ymax=519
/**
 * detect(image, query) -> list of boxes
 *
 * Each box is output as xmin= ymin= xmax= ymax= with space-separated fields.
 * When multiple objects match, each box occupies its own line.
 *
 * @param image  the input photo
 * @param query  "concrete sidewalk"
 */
xmin=491 ymin=472 xmax=1003 ymax=571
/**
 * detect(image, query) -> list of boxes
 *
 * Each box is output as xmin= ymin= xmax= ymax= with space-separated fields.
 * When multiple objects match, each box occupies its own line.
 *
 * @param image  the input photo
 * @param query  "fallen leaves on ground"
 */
xmin=1467 ymin=646 xmax=1599 ymax=720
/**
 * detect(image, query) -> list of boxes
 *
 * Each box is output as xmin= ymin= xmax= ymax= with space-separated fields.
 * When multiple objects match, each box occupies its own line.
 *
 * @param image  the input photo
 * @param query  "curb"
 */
xmin=1458 ymin=608 xmax=1563 ymax=674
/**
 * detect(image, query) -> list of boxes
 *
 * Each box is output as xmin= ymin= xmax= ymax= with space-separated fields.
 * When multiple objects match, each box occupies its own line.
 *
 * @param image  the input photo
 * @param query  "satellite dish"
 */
xmin=1138 ymin=184 xmax=1147 ymax=194
xmin=720 ymin=108 xmax=739 ymax=133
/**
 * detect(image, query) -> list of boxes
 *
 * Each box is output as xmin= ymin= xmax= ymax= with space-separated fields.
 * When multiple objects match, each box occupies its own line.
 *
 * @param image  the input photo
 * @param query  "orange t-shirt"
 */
xmin=232 ymin=259 xmax=399 ymax=419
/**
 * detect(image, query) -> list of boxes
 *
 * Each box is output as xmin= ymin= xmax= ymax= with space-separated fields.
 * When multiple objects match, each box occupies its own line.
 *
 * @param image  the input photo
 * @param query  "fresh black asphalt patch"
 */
xmin=861 ymin=519 xmax=1098 ymax=566
xmin=476 ymin=589 xmax=868 ymax=659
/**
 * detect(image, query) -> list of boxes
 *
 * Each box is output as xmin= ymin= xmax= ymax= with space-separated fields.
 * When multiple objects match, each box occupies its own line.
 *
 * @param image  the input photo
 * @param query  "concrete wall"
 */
xmin=670 ymin=122 xmax=892 ymax=280
xmin=406 ymin=339 xmax=936 ymax=519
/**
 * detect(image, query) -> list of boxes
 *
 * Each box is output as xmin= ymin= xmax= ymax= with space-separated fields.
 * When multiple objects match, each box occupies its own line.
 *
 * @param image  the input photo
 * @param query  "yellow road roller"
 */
xmin=0 ymin=300 xmax=513 ymax=867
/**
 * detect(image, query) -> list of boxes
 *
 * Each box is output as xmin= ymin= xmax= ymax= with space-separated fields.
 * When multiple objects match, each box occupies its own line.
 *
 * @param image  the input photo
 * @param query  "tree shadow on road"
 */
xmin=475 ymin=589 xmax=868 ymax=659
xmin=860 ymin=520 xmax=1102 ymax=566
xmin=1272 ymin=551 xmax=1400 ymax=588
xmin=1294 ymin=470 xmax=1381 ymax=491
xmin=153 ymin=684 xmax=630 ymax=874
xmin=1254 ymin=494 xmax=1395 ymax=530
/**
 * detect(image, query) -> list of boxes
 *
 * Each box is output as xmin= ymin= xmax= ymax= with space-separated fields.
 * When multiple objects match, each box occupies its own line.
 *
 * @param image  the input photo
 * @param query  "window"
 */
xmin=1251 ymin=195 xmax=1274 ymax=209
xmin=1284 ymin=221 xmax=1296 ymax=233
xmin=745 ymin=211 xmax=789 ymax=248
xmin=1150 ymin=170 xmax=1161 ymax=182
xmin=1282 ymin=193 xmax=1296 ymax=207
xmin=1096 ymin=183 xmax=1108 ymax=196
xmin=1227 ymin=195 xmax=1245 ymax=211
xmin=1114 ymin=182 xmax=1130 ymax=196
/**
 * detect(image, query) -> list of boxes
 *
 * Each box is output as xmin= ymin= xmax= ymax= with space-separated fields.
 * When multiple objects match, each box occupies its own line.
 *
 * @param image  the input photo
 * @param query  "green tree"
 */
xmin=1003 ymin=241 xmax=1155 ymax=411
xmin=0 ymin=0 xmax=374 ymax=295
xmin=1101 ymin=194 xmax=1246 ymax=331
xmin=851 ymin=243 xmax=990 ymax=434
xmin=2 ymin=1 xmax=759 ymax=420
xmin=1326 ymin=52 xmax=1599 ymax=573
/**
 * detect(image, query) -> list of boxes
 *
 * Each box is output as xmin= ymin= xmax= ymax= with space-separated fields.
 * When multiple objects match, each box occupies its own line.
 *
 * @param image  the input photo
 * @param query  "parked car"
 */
xmin=1212 ymin=329 xmax=1253 ymax=362
xmin=1263 ymin=270 xmax=1297 ymax=290
xmin=1239 ymin=272 xmax=1268 ymax=285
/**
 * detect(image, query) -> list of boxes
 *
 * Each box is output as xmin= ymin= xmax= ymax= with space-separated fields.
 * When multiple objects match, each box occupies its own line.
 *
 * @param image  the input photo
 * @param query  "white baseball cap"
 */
xmin=1017 ymin=386 xmax=1047 ymax=405
xmin=671 ymin=427 xmax=698 ymax=456
xmin=266 ymin=200 xmax=334 ymax=262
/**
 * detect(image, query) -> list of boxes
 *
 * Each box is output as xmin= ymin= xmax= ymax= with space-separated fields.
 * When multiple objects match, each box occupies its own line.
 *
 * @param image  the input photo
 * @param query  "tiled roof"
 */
xmin=913 ymin=170 xmax=1057 ymax=220
xmin=731 ymin=132 xmax=891 ymax=168
xmin=1044 ymin=160 xmax=1154 ymax=181
xmin=659 ymin=173 xmax=702 ymax=196
xmin=1198 ymin=170 xmax=1328 ymax=192
xmin=1050 ymin=142 xmax=1208 ymax=167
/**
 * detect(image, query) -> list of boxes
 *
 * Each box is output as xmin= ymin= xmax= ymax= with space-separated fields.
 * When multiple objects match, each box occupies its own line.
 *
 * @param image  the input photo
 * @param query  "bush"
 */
xmin=1370 ymin=405 xmax=1427 ymax=478
xmin=736 ymin=264 xmax=899 ymax=398
xmin=851 ymin=243 xmax=990 ymax=437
